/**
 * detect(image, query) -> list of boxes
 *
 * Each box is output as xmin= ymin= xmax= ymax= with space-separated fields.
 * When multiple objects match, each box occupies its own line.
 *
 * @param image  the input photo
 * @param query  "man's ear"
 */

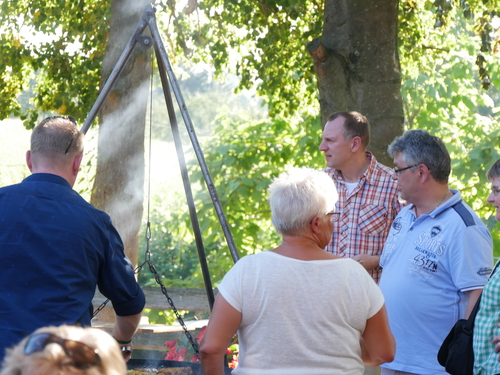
xmin=351 ymin=136 xmax=362 ymax=153
xmin=72 ymin=153 xmax=83 ymax=176
xmin=26 ymin=150 xmax=33 ymax=172
xmin=417 ymin=164 xmax=431 ymax=182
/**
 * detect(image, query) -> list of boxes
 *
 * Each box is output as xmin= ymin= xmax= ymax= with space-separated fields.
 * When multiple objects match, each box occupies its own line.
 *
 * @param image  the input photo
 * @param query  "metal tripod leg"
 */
xmin=82 ymin=4 xmax=240 ymax=312
xmin=147 ymin=7 xmax=240 ymax=265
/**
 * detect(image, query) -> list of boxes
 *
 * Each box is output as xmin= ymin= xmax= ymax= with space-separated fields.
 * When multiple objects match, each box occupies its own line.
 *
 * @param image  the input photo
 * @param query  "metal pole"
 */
xmin=155 ymin=47 xmax=215 ymax=311
xmin=79 ymin=9 xmax=151 ymax=134
xmin=146 ymin=5 xmax=240 ymax=263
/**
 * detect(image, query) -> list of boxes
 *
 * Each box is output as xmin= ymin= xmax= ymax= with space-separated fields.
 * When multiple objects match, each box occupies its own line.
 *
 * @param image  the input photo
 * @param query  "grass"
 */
xmin=0 ymin=118 xmax=188 ymax=204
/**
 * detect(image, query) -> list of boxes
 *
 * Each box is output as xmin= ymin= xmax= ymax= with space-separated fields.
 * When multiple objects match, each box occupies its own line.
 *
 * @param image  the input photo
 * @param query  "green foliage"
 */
xmin=400 ymin=14 xmax=500 ymax=255
xmin=3 ymin=0 xmax=500 ymax=287
xmin=399 ymin=0 xmax=500 ymax=89
xmin=149 ymin=65 xmax=267 ymax=141
xmin=162 ymin=114 xmax=325 ymax=282
xmin=138 ymin=195 xmax=207 ymax=288
xmin=0 ymin=0 xmax=110 ymax=128
xmin=157 ymin=0 xmax=322 ymax=119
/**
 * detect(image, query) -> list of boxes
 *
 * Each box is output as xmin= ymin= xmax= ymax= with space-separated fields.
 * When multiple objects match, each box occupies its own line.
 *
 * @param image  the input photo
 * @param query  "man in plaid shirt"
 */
xmin=319 ymin=111 xmax=402 ymax=283
xmin=473 ymin=159 xmax=500 ymax=375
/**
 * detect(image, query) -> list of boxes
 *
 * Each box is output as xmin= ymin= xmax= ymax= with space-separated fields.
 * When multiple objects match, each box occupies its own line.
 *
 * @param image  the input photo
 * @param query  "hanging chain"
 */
xmin=92 ymin=239 xmax=201 ymax=360
xmin=92 ymin=60 xmax=200 ymax=359
xmin=136 ymin=222 xmax=201 ymax=359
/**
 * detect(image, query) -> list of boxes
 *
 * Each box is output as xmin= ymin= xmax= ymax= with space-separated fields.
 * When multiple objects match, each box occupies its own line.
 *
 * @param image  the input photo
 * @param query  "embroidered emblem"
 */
xmin=430 ymin=226 xmax=442 ymax=237
xmin=392 ymin=217 xmax=402 ymax=234
xmin=478 ymin=267 xmax=492 ymax=276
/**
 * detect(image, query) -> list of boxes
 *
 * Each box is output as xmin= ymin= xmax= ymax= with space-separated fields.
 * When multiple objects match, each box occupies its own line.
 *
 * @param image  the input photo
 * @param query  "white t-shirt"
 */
xmin=344 ymin=181 xmax=359 ymax=196
xmin=218 ymin=252 xmax=384 ymax=375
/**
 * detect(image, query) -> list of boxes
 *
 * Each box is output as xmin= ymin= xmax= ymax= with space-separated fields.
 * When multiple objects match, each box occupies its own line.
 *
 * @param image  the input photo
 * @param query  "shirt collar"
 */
xmin=332 ymin=151 xmax=376 ymax=184
xmin=408 ymin=189 xmax=461 ymax=219
xmin=23 ymin=173 xmax=72 ymax=189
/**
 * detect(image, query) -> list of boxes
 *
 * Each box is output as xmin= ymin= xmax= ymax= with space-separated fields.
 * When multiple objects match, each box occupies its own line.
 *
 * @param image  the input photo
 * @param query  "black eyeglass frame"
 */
xmin=24 ymin=332 xmax=100 ymax=370
xmin=57 ymin=116 xmax=78 ymax=155
xmin=326 ymin=211 xmax=341 ymax=221
xmin=310 ymin=210 xmax=341 ymax=224
xmin=393 ymin=164 xmax=418 ymax=174
xmin=41 ymin=116 xmax=79 ymax=155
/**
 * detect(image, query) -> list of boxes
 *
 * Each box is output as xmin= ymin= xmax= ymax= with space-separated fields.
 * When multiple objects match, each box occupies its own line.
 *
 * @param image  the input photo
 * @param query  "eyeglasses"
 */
xmin=42 ymin=116 xmax=78 ymax=154
xmin=393 ymin=165 xmax=418 ymax=174
xmin=492 ymin=186 xmax=500 ymax=196
xmin=326 ymin=211 xmax=341 ymax=221
xmin=309 ymin=211 xmax=341 ymax=224
xmin=61 ymin=117 xmax=78 ymax=155
xmin=44 ymin=115 xmax=78 ymax=126
xmin=24 ymin=332 xmax=100 ymax=370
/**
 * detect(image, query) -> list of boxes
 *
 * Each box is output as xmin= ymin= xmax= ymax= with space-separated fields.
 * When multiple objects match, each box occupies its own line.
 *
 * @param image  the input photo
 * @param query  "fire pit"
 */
xmin=127 ymin=359 xmax=232 ymax=374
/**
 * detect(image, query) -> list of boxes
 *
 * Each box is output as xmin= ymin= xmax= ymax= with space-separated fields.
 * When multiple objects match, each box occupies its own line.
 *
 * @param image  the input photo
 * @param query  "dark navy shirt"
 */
xmin=0 ymin=173 xmax=145 ymax=360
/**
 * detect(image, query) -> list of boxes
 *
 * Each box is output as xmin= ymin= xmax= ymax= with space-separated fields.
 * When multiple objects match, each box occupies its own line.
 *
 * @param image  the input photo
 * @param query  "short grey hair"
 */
xmin=31 ymin=116 xmax=83 ymax=156
xmin=487 ymin=159 xmax=500 ymax=181
xmin=388 ymin=129 xmax=450 ymax=183
xmin=269 ymin=167 xmax=338 ymax=235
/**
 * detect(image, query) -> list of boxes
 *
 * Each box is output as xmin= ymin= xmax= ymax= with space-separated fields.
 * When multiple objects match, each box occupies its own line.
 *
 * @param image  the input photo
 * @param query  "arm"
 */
xmin=492 ymin=322 xmax=500 ymax=361
xmin=360 ymin=305 xmax=395 ymax=366
xmin=200 ymin=294 xmax=242 ymax=375
xmin=352 ymin=254 xmax=380 ymax=271
xmin=465 ymin=289 xmax=482 ymax=318
xmin=112 ymin=312 xmax=143 ymax=361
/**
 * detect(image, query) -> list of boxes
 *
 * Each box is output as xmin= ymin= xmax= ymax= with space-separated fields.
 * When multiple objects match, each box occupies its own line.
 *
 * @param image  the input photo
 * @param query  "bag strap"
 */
xmin=465 ymin=260 xmax=500 ymax=330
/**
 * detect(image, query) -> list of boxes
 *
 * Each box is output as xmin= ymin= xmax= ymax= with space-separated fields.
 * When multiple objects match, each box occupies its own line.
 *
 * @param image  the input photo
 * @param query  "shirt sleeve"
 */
xmin=217 ymin=259 xmax=245 ymax=313
xmin=448 ymin=220 xmax=493 ymax=292
xmin=97 ymin=216 xmax=146 ymax=316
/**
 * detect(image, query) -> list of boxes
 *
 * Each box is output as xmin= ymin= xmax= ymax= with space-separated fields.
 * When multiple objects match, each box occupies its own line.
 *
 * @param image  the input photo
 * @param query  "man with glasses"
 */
xmin=319 ymin=111 xmax=402 ymax=283
xmin=0 ymin=116 xmax=145 ymax=362
xmin=379 ymin=129 xmax=493 ymax=375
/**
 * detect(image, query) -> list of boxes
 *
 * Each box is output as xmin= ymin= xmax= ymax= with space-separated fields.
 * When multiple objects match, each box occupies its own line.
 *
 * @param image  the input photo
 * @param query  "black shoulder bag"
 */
xmin=437 ymin=262 xmax=499 ymax=375
xmin=437 ymin=295 xmax=481 ymax=375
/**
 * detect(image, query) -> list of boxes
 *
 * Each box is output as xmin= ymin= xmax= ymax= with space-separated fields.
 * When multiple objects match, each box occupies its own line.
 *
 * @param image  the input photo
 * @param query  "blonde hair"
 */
xmin=0 ymin=325 xmax=126 ymax=375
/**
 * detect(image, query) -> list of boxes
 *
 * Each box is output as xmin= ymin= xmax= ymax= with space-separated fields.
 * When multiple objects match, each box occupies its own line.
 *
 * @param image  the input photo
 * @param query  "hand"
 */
xmin=492 ymin=322 xmax=500 ymax=361
xmin=352 ymin=254 xmax=380 ymax=271
xmin=120 ymin=344 xmax=133 ymax=362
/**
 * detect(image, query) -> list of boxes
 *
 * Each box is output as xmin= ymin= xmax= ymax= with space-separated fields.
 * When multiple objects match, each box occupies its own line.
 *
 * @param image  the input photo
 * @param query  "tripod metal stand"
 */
xmin=81 ymin=4 xmax=239 ymax=312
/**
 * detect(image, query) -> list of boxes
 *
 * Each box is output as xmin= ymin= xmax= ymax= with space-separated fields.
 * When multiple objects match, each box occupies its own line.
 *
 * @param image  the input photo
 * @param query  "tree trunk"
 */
xmin=91 ymin=0 xmax=152 ymax=267
xmin=308 ymin=0 xmax=404 ymax=165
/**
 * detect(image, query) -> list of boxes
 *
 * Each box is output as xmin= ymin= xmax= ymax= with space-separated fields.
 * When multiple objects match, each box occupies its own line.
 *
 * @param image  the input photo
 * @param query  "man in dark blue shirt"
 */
xmin=0 ymin=116 xmax=145 ymax=362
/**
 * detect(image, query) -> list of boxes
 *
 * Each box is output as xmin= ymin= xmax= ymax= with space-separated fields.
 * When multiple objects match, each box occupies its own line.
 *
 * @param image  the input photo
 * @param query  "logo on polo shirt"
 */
xmin=392 ymin=217 xmax=402 ymax=234
xmin=478 ymin=267 xmax=492 ymax=276
xmin=430 ymin=226 xmax=442 ymax=237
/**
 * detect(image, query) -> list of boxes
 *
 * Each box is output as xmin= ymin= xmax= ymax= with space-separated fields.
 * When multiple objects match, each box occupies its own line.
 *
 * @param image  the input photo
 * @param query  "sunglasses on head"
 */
xmin=41 ymin=115 xmax=79 ymax=154
xmin=24 ymin=332 xmax=100 ymax=370
xmin=44 ymin=115 xmax=78 ymax=126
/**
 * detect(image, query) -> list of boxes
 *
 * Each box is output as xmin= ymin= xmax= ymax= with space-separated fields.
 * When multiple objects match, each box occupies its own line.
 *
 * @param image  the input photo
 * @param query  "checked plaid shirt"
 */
xmin=473 ymin=260 xmax=500 ymax=375
xmin=324 ymin=152 xmax=403 ymax=283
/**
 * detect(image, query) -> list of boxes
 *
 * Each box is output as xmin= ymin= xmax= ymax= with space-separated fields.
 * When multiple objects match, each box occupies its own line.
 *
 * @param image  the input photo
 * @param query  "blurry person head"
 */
xmin=0 ymin=325 xmax=126 ymax=375
xmin=487 ymin=159 xmax=500 ymax=182
xmin=486 ymin=159 xmax=500 ymax=222
xmin=269 ymin=167 xmax=338 ymax=235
